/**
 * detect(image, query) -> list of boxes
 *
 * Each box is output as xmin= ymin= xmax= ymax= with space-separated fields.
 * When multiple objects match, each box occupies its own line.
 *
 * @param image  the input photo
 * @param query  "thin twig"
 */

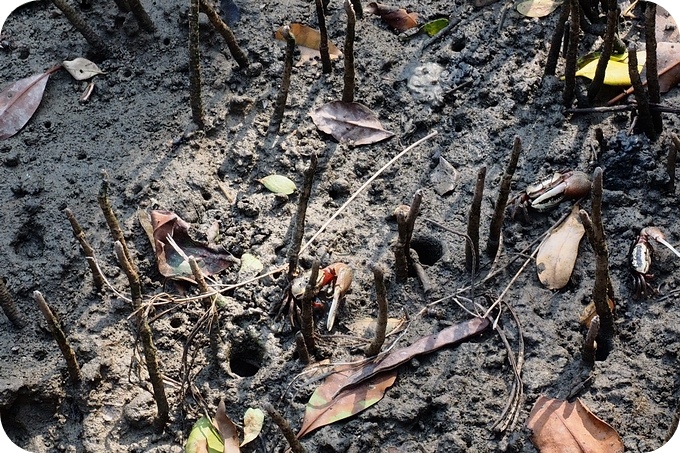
xmin=488 ymin=137 xmax=521 ymax=259
xmin=466 ymin=167 xmax=486 ymax=272
xmin=582 ymin=314 xmax=599 ymax=363
xmin=301 ymin=261 xmax=319 ymax=353
xmin=33 ymin=291 xmax=82 ymax=383
xmin=262 ymin=402 xmax=306 ymax=453
xmin=668 ymin=133 xmax=679 ymax=193
xmin=628 ymin=42 xmax=655 ymax=139
xmin=269 ymin=25 xmax=295 ymax=135
xmin=365 ymin=265 xmax=388 ymax=357
xmin=200 ymin=0 xmax=249 ymax=68
xmin=644 ymin=2 xmax=662 ymax=134
xmin=288 ymin=154 xmax=318 ymax=279
xmin=587 ymin=3 xmax=617 ymax=102
xmin=315 ymin=0 xmax=332 ymax=73
xmin=342 ymin=0 xmax=356 ymax=103
xmin=563 ymin=0 xmax=580 ymax=106
xmin=545 ymin=1 xmax=570 ymax=76
xmin=64 ymin=208 xmax=104 ymax=290
xmin=126 ymin=0 xmax=155 ymax=32
xmin=98 ymin=170 xmax=135 ymax=269
xmin=51 ymin=0 xmax=110 ymax=56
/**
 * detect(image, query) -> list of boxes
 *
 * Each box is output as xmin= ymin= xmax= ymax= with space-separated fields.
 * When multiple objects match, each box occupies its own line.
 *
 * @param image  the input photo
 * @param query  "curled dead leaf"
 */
xmin=536 ymin=206 xmax=584 ymax=290
xmin=310 ymin=101 xmax=394 ymax=146
xmin=366 ymin=2 xmax=418 ymax=32
xmin=527 ymin=396 xmax=624 ymax=453
xmin=274 ymin=23 xmax=342 ymax=66
xmin=214 ymin=400 xmax=240 ymax=453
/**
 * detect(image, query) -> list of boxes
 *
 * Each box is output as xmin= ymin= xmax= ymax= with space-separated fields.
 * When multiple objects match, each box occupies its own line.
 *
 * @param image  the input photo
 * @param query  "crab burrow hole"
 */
xmin=410 ymin=235 xmax=445 ymax=266
xmin=228 ymin=334 xmax=266 ymax=378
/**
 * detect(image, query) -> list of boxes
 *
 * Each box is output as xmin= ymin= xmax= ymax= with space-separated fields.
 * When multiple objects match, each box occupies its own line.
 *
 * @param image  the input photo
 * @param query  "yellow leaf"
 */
xmin=536 ymin=206 xmax=585 ymax=290
xmin=575 ymin=51 xmax=645 ymax=86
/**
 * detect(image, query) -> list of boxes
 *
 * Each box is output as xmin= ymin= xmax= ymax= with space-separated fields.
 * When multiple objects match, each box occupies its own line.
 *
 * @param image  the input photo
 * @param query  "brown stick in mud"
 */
xmin=300 ymin=261 xmax=320 ymax=354
xmin=287 ymin=154 xmax=318 ymax=279
xmin=262 ymin=402 xmax=306 ymax=453
xmin=126 ymin=0 xmax=155 ymax=32
xmin=393 ymin=190 xmax=423 ymax=282
xmin=295 ymin=331 xmax=311 ymax=364
xmin=51 ymin=0 xmax=110 ymax=56
xmin=466 ymin=167 xmax=486 ymax=272
xmin=98 ymin=171 xmax=135 ymax=269
xmin=200 ymin=0 xmax=249 ymax=69
xmin=64 ymin=208 xmax=104 ymax=290
xmin=587 ymin=3 xmax=616 ymax=102
xmin=544 ymin=0 xmax=570 ymax=76
xmin=0 ymin=278 xmax=27 ymax=328
xmin=365 ymin=264 xmax=388 ymax=357
xmin=33 ymin=291 xmax=82 ymax=383
xmin=315 ymin=0 xmax=332 ymax=74
xmin=115 ymin=240 xmax=169 ymax=429
xmin=563 ymin=0 xmax=580 ymax=106
xmin=487 ymin=137 xmax=521 ymax=259
xmin=644 ymin=2 xmax=663 ymax=134
xmin=342 ymin=0 xmax=356 ymax=103
xmin=269 ymin=25 xmax=295 ymax=136
xmin=582 ymin=314 xmax=599 ymax=363
xmin=668 ymin=133 xmax=679 ymax=193
xmin=189 ymin=0 xmax=205 ymax=129
xmin=627 ymin=42 xmax=656 ymax=140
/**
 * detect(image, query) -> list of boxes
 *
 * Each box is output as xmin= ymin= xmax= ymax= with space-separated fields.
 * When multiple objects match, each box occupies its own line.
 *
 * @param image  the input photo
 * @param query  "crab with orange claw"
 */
xmin=277 ymin=263 xmax=353 ymax=330
xmin=630 ymin=227 xmax=680 ymax=298
xmin=510 ymin=170 xmax=592 ymax=219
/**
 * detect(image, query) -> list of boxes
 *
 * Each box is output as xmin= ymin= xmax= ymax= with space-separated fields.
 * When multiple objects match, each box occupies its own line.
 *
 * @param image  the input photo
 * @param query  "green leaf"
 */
xmin=241 ymin=408 xmax=265 ymax=446
xmin=185 ymin=416 xmax=224 ymax=453
xmin=259 ymin=175 xmax=296 ymax=195
xmin=420 ymin=18 xmax=449 ymax=37
xmin=239 ymin=253 xmax=263 ymax=276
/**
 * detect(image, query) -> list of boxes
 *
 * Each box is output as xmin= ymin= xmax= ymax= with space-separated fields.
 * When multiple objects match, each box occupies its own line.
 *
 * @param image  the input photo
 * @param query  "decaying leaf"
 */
xmin=238 ymin=253 xmax=263 ymax=279
xmin=258 ymin=174 xmax=296 ymax=195
xmin=0 ymin=66 xmax=60 ymax=140
xmin=310 ymin=101 xmax=395 ymax=146
xmin=297 ymin=366 xmax=398 ymax=438
xmin=298 ymin=316 xmax=489 ymax=438
xmin=185 ymin=416 xmax=224 ymax=453
xmin=240 ymin=408 xmax=264 ymax=447
xmin=536 ymin=206 xmax=585 ymax=290
xmin=516 ymin=0 xmax=563 ymax=18
xmin=274 ymin=23 xmax=342 ymax=65
xmin=430 ymin=156 xmax=458 ymax=196
xmin=366 ymin=2 xmax=418 ymax=32
xmin=214 ymin=400 xmax=240 ymax=453
xmin=62 ymin=57 xmax=105 ymax=81
xmin=147 ymin=210 xmax=238 ymax=278
xmin=527 ymin=396 xmax=624 ymax=453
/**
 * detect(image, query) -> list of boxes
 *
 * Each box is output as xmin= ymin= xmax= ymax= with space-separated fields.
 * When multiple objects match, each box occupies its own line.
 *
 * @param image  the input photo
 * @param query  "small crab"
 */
xmin=290 ymin=262 xmax=353 ymax=330
xmin=511 ymin=170 xmax=592 ymax=218
xmin=630 ymin=227 xmax=680 ymax=298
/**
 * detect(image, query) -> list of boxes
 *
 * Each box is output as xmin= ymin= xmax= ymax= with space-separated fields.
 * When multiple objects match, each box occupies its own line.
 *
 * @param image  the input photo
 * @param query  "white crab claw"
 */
xmin=326 ymin=287 xmax=341 ymax=331
xmin=655 ymin=237 xmax=680 ymax=259
xmin=531 ymin=181 xmax=566 ymax=208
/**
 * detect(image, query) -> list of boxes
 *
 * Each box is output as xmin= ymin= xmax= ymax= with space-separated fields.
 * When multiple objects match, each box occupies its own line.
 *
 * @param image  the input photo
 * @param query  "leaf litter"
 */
xmin=310 ymin=101 xmax=394 ymax=145
xmin=536 ymin=205 xmax=585 ymax=290
xmin=274 ymin=23 xmax=342 ymax=66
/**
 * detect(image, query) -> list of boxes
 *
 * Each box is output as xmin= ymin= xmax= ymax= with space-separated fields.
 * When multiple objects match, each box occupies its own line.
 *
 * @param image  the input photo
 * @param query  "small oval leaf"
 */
xmin=516 ymin=0 xmax=563 ymax=18
xmin=536 ymin=206 xmax=585 ymax=289
xmin=63 ymin=57 xmax=105 ymax=81
xmin=421 ymin=18 xmax=449 ymax=37
xmin=259 ymin=175 xmax=296 ymax=195
xmin=241 ymin=408 xmax=265 ymax=446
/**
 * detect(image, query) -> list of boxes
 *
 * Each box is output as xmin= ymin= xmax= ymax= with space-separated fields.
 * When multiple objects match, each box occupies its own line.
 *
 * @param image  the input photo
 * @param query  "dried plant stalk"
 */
xmin=301 ymin=261 xmax=320 ymax=353
xmin=587 ymin=3 xmax=617 ymax=102
xmin=33 ymin=291 xmax=82 ymax=383
xmin=365 ymin=265 xmax=388 ymax=357
xmin=563 ymin=0 xmax=580 ymax=105
xmin=487 ymin=137 xmax=521 ymax=258
xmin=51 ymin=0 xmax=110 ymax=56
xmin=628 ymin=42 xmax=655 ymax=139
xmin=295 ymin=331 xmax=311 ymax=364
xmin=269 ymin=25 xmax=295 ymax=135
xmin=644 ymin=2 xmax=662 ymax=134
xmin=466 ymin=167 xmax=486 ymax=272
xmin=98 ymin=171 xmax=135 ymax=269
xmin=544 ymin=1 xmax=570 ymax=76
xmin=393 ymin=191 xmax=423 ymax=281
xmin=115 ymin=241 xmax=169 ymax=428
xmin=64 ymin=208 xmax=104 ymax=290
xmin=189 ymin=0 xmax=205 ymax=129
xmin=200 ymin=0 xmax=249 ymax=68
xmin=315 ymin=0 xmax=332 ymax=73
xmin=582 ymin=314 xmax=600 ymax=363
xmin=262 ymin=403 xmax=306 ymax=453
xmin=342 ymin=0 xmax=356 ymax=103
xmin=288 ymin=154 xmax=318 ymax=279
xmin=0 ymin=278 xmax=27 ymax=328
xmin=668 ymin=133 xmax=679 ymax=192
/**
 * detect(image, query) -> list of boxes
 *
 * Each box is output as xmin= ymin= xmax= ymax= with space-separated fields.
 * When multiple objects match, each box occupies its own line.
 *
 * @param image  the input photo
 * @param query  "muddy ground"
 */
xmin=1 ymin=0 xmax=680 ymax=452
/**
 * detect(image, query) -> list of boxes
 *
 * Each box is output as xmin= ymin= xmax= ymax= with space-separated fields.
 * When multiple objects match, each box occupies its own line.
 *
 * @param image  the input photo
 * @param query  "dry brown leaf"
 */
xmin=0 ymin=66 xmax=61 ymax=140
xmin=214 ymin=400 xmax=241 ymax=453
xmin=147 ymin=210 xmax=238 ymax=278
xmin=366 ymin=2 xmax=418 ymax=32
xmin=274 ymin=23 xmax=342 ymax=66
xmin=579 ymin=298 xmax=615 ymax=327
xmin=536 ymin=206 xmax=584 ymax=290
xmin=527 ymin=396 xmax=624 ymax=453
xmin=309 ymin=101 xmax=395 ymax=146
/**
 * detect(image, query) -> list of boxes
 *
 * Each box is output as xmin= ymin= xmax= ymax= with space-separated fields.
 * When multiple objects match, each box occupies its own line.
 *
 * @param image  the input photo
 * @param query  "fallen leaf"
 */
xmin=0 ymin=66 xmax=60 ymax=140
xmin=336 ymin=317 xmax=489 ymax=395
xmin=527 ymin=396 xmax=624 ymax=453
xmin=240 ymin=408 xmax=264 ymax=447
xmin=274 ymin=23 xmax=342 ymax=66
xmin=579 ymin=298 xmax=615 ymax=328
xmin=430 ymin=156 xmax=458 ymax=196
xmin=62 ymin=57 xmax=105 ymax=81
xmin=148 ymin=210 xmax=239 ymax=278
xmin=297 ymin=366 xmax=398 ymax=438
xmin=516 ymin=0 xmax=564 ymax=18
xmin=575 ymin=52 xmax=644 ymax=86
xmin=238 ymin=253 xmax=263 ymax=279
xmin=652 ymin=42 xmax=680 ymax=92
xmin=214 ymin=400 xmax=240 ymax=453
xmin=310 ymin=101 xmax=395 ymax=146
xmin=185 ymin=416 xmax=224 ymax=453
xmin=258 ymin=174 xmax=296 ymax=195
xmin=420 ymin=18 xmax=449 ymax=37
xmin=536 ymin=206 xmax=585 ymax=290
xmin=366 ymin=2 xmax=418 ymax=32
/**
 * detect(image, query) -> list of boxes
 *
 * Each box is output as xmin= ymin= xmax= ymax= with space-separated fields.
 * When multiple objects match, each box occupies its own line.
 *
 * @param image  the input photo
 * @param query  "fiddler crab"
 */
xmin=630 ymin=227 xmax=680 ymax=298
xmin=289 ymin=262 xmax=353 ymax=331
xmin=511 ymin=170 xmax=592 ymax=218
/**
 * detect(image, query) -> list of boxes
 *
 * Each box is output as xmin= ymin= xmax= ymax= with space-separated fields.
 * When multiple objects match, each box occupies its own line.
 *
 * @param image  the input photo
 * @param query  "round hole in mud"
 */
xmin=229 ymin=339 xmax=265 ymax=377
xmin=163 ymin=37 xmax=171 ymax=46
xmin=169 ymin=317 xmax=182 ymax=328
xmin=410 ymin=235 xmax=444 ymax=266
xmin=33 ymin=350 xmax=47 ymax=361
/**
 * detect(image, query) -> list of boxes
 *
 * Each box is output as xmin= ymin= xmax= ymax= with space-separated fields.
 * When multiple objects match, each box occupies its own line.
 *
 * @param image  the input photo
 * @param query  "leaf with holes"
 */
xmin=0 ymin=66 xmax=61 ymax=140
xmin=63 ymin=57 xmax=105 ymax=81
xmin=527 ymin=396 xmax=624 ymax=453
xmin=310 ymin=101 xmax=394 ymax=146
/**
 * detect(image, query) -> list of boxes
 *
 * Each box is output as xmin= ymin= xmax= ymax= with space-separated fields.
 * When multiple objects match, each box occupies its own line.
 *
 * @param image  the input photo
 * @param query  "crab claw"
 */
xmin=326 ymin=265 xmax=353 ymax=331
xmin=643 ymin=227 xmax=680 ymax=259
xmin=531 ymin=181 xmax=567 ymax=210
